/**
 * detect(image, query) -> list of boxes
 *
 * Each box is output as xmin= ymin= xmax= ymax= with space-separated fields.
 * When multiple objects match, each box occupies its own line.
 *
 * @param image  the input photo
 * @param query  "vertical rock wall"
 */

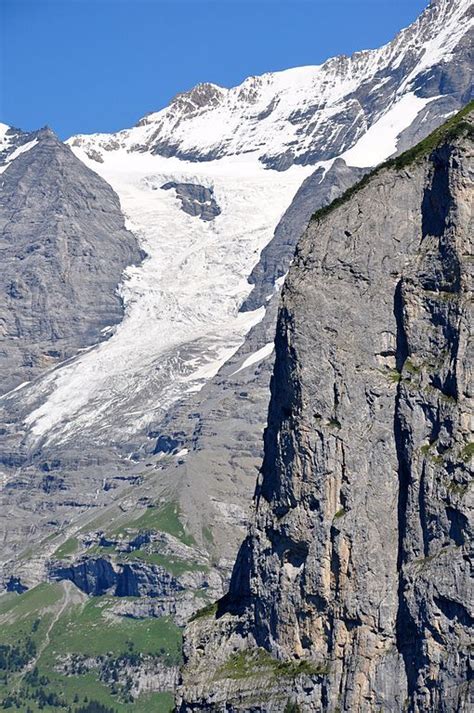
xmin=178 ymin=115 xmax=473 ymax=712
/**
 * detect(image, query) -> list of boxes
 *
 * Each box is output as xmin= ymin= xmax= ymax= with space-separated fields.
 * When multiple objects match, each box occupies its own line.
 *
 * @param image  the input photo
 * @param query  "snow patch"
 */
xmin=341 ymin=93 xmax=436 ymax=167
xmin=0 ymin=123 xmax=11 ymax=144
xmin=265 ymin=272 xmax=287 ymax=302
xmin=231 ymin=341 xmax=275 ymax=376
xmin=1 ymin=381 xmax=30 ymax=400
xmin=274 ymin=273 xmax=287 ymax=292
xmin=0 ymin=138 xmax=38 ymax=174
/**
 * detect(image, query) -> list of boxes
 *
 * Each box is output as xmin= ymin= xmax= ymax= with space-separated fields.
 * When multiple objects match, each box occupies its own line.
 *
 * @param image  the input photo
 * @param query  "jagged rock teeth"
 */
xmin=160 ymin=182 xmax=221 ymax=221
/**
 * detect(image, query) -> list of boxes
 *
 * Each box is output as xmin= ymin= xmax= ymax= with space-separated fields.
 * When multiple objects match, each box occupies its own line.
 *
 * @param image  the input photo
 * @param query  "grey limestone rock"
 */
xmin=161 ymin=181 xmax=221 ymax=221
xmin=49 ymin=556 xmax=184 ymax=598
xmin=177 ymin=112 xmax=473 ymax=712
xmin=50 ymin=557 xmax=118 ymax=596
xmin=0 ymin=127 xmax=144 ymax=395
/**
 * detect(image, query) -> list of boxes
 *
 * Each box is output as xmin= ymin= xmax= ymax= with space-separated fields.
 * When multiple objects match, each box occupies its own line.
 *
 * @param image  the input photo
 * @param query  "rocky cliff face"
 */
xmin=177 ymin=109 xmax=473 ymax=712
xmin=0 ymin=127 xmax=143 ymax=395
xmin=49 ymin=556 xmax=184 ymax=598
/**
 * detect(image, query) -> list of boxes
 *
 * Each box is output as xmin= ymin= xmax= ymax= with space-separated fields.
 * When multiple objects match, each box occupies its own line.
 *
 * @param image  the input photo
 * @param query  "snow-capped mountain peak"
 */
xmin=70 ymin=0 xmax=472 ymax=170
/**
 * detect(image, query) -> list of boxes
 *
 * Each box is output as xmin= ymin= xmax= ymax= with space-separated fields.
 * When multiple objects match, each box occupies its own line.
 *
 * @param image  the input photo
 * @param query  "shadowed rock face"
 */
xmin=49 ymin=557 xmax=184 ymax=598
xmin=161 ymin=182 xmax=221 ymax=221
xmin=0 ymin=128 xmax=144 ymax=395
xmin=177 ymin=114 xmax=473 ymax=712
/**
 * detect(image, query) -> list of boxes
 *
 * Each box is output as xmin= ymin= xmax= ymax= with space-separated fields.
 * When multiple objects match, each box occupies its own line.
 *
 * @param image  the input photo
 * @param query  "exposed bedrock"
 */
xmin=49 ymin=557 xmax=184 ymax=598
xmin=0 ymin=127 xmax=144 ymax=395
xmin=161 ymin=182 xmax=221 ymax=221
xmin=177 ymin=113 xmax=473 ymax=712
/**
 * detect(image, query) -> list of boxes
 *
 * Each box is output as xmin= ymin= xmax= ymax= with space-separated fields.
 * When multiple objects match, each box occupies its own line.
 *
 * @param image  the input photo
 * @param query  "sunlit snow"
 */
xmin=22 ymin=151 xmax=312 ymax=445
xmin=231 ymin=342 xmax=275 ymax=376
xmin=341 ymin=93 xmax=437 ymax=167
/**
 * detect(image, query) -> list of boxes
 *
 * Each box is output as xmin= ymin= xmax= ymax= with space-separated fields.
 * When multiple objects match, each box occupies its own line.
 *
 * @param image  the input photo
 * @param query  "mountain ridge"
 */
xmin=69 ymin=0 xmax=472 ymax=169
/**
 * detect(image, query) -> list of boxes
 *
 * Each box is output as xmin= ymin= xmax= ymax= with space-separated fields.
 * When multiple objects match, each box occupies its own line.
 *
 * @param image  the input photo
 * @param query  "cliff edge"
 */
xmin=177 ymin=104 xmax=473 ymax=712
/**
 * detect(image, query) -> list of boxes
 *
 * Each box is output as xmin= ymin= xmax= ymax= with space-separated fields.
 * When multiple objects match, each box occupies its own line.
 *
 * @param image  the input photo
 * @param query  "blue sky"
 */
xmin=1 ymin=0 xmax=428 ymax=139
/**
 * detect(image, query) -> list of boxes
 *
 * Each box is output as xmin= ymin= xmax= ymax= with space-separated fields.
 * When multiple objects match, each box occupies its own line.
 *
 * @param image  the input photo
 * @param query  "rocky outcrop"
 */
xmin=116 ymin=562 xmax=184 ymax=598
xmin=49 ymin=557 xmax=183 ymax=597
xmin=177 ymin=109 xmax=473 ymax=711
xmin=0 ymin=125 xmax=37 ymax=165
xmin=161 ymin=182 xmax=221 ymax=221
xmin=0 ymin=127 xmax=143 ymax=394
xmin=60 ymin=651 xmax=179 ymax=699
xmin=50 ymin=557 xmax=117 ymax=596
xmin=241 ymin=159 xmax=366 ymax=312
xmin=107 ymin=593 xmax=207 ymax=628
xmin=5 ymin=575 xmax=28 ymax=593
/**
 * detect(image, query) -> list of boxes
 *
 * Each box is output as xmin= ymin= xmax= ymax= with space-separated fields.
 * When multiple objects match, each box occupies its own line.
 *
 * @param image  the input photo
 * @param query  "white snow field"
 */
xmin=21 ymin=152 xmax=312 ymax=446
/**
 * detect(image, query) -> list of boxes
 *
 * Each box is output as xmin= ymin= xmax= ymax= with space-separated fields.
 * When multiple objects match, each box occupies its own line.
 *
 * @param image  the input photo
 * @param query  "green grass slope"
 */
xmin=0 ymin=583 xmax=180 ymax=712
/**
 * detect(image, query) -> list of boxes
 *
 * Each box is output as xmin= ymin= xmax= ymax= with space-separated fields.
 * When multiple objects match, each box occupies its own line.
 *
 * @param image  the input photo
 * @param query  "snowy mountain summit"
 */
xmin=71 ymin=0 xmax=472 ymax=170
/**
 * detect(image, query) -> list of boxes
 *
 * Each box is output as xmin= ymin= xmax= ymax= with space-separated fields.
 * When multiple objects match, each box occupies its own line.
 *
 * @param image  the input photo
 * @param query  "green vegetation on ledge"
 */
xmin=54 ymin=536 xmax=80 ymax=559
xmin=218 ymin=648 xmax=330 ymax=681
xmin=460 ymin=442 xmax=474 ymax=463
xmin=119 ymin=549 xmax=208 ymax=577
xmin=311 ymin=100 xmax=474 ymax=225
xmin=189 ymin=601 xmax=218 ymax=622
xmin=112 ymin=501 xmax=195 ymax=547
